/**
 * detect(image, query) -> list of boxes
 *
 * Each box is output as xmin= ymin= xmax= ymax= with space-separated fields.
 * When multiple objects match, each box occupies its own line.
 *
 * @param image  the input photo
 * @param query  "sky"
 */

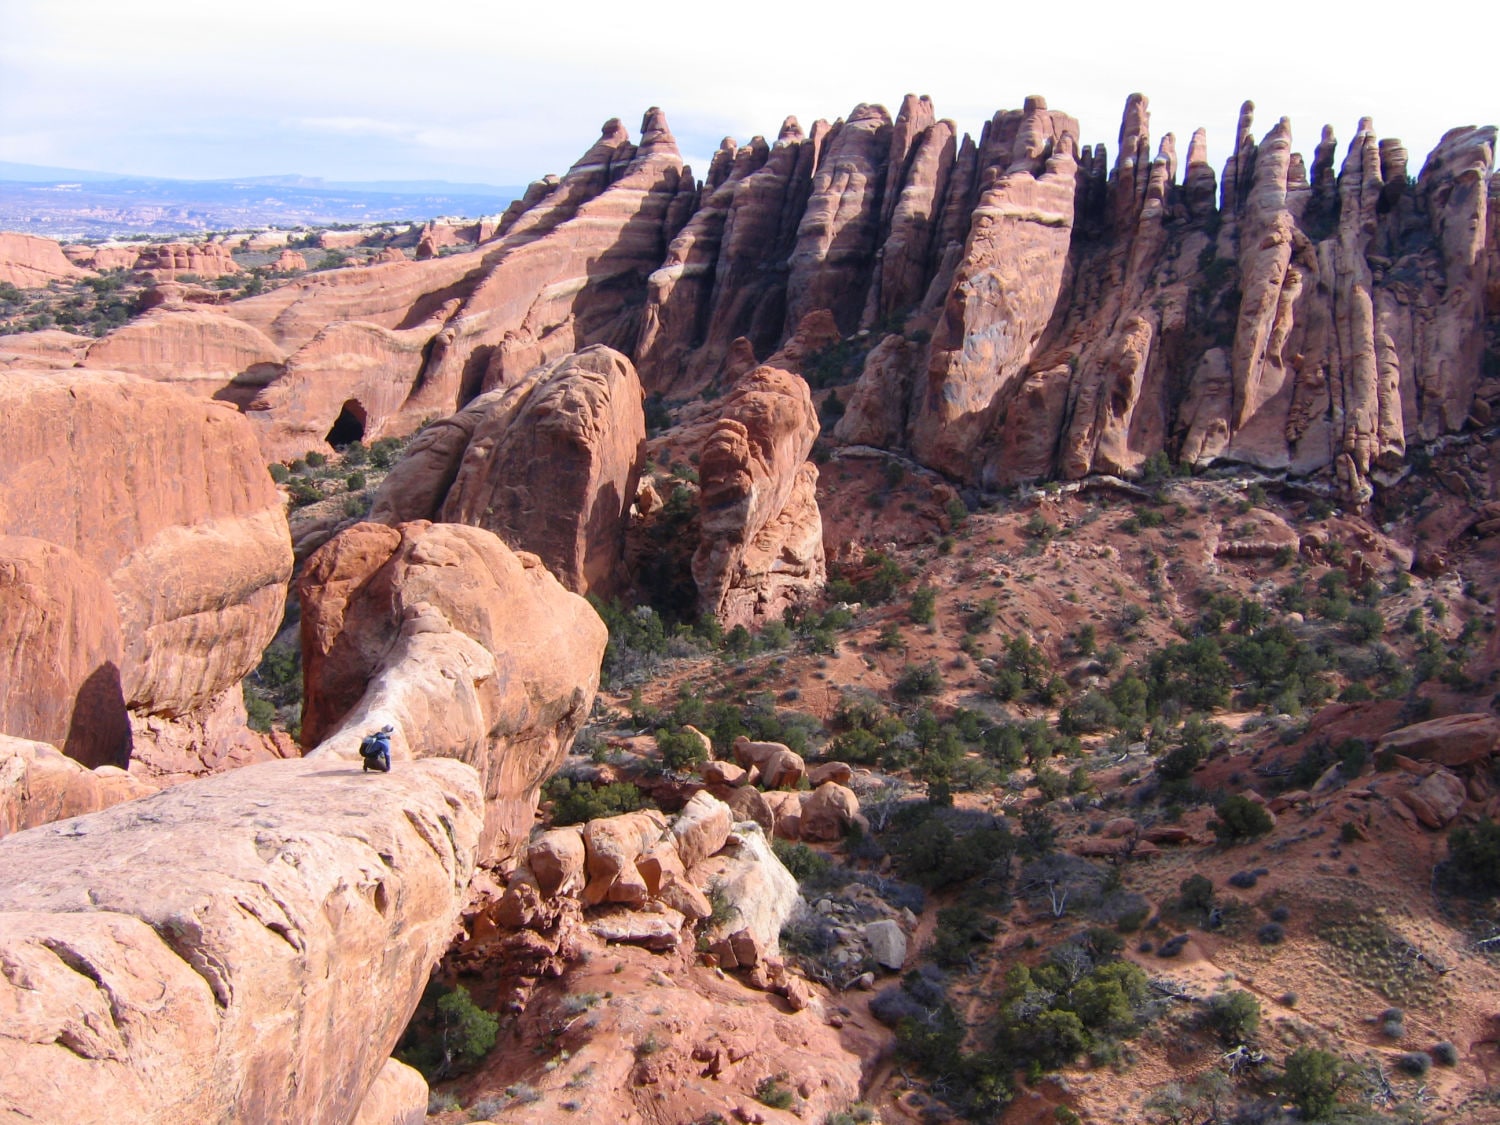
xmin=3 ymin=0 xmax=1495 ymax=191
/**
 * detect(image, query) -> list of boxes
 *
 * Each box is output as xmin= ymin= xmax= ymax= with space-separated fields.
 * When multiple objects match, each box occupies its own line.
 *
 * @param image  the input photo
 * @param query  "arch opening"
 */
xmin=325 ymin=399 xmax=367 ymax=447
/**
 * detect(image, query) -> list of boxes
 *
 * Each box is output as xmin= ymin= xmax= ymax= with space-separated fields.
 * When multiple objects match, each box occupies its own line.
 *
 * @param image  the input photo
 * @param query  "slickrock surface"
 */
xmin=83 ymin=304 xmax=285 ymax=400
xmin=0 ymin=369 xmax=293 ymax=776
xmin=0 ymin=756 xmax=483 ymax=1125
xmin=372 ymin=345 xmax=647 ymax=597
xmin=244 ymin=314 xmax=449 ymax=458
xmin=0 ymin=231 xmax=93 ymax=287
xmin=692 ymin=365 xmax=826 ymax=627
xmin=0 ymin=735 xmax=157 ymax=839
xmin=299 ymin=521 xmax=606 ymax=862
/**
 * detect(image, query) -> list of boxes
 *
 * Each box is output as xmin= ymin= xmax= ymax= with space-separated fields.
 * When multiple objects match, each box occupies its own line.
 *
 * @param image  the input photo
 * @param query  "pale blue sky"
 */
xmin=3 ymin=0 xmax=1494 ymax=188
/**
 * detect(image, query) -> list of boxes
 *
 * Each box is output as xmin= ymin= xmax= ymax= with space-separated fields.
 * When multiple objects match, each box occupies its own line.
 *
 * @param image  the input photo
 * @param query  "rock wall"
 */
xmin=0 ymin=735 xmax=156 ymax=839
xmin=371 ymin=345 xmax=647 ymax=597
xmin=0 ymin=756 xmax=482 ymax=1125
xmin=67 ymin=95 xmax=1496 ymax=503
xmin=299 ymin=521 xmax=606 ymax=862
xmin=0 ymin=231 xmax=94 ymax=287
xmin=0 ymin=369 xmax=293 ymax=775
xmin=692 ymin=365 xmax=826 ymax=627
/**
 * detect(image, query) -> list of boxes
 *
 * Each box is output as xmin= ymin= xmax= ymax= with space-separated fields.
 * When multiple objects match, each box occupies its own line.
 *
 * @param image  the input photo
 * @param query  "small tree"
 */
xmin=1447 ymin=817 xmax=1500 ymax=892
xmin=1281 ymin=1047 xmax=1348 ymax=1119
xmin=1211 ymin=795 xmax=1274 ymax=842
xmin=1208 ymin=989 xmax=1261 ymax=1044
xmin=654 ymin=728 xmax=708 ymax=772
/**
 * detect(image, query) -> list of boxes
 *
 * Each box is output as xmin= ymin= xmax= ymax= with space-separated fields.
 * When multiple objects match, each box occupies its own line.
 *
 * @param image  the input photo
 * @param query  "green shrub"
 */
xmin=345 ymin=471 xmax=366 ymax=492
xmin=1033 ymin=766 xmax=1067 ymax=802
xmin=1447 ymin=817 xmax=1500 ymax=891
xmin=1178 ymin=874 xmax=1215 ymax=913
xmin=1207 ymin=990 xmax=1261 ymax=1043
xmin=397 ymin=985 xmax=498 ymax=1080
xmin=654 ymin=727 xmax=708 ymax=772
xmin=909 ymin=585 xmax=937 ymax=624
xmin=1281 ymin=1047 xmax=1349 ymax=1119
xmin=755 ymin=1076 xmax=795 ymax=1110
xmin=1395 ymin=1051 xmax=1431 ymax=1077
xmin=1210 ymin=795 xmax=1274 ymax=842
xmin=894 ymin=660 xmax=943 ymax=699
xmin=544 ymin=777 xmax=646 ymax=825
xmin=287 ymin=478 xmax=321 ymax=507
xmin=244 ymin=690 xmax=275 ymax=733
xmin=773 ymin=840 xmax=831 ymax=884
xmin=267 ymin=462 xmax=290 ymax=483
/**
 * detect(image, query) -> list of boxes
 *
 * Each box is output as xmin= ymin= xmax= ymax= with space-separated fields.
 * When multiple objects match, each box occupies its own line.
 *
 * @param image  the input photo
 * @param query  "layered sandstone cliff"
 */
xmin=0 ymin=231 xmax=94 ymax=287
xmin=64 ymin=95 xmax=1496 ymax=510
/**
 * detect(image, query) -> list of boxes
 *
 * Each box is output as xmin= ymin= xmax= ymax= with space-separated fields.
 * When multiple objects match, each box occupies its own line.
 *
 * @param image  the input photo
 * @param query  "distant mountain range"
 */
xmin=0 ymin=162 xmax=526 ymax=240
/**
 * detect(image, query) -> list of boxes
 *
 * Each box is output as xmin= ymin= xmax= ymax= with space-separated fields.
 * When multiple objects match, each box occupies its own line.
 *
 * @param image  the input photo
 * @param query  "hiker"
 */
xmin=360 ymin=725 xmax=394 ymax=773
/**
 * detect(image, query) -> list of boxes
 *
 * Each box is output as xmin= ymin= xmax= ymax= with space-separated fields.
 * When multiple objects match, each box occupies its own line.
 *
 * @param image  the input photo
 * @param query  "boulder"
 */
xmin=659 ymin=879 xmax=713 ymax=921
xmin=701 ymin=759 xmax=748 ymax=786
xmin=760 ymin=748 xmax=807 ymax=791
xmin=670 ymin=790 xmax=733 ymax=868
xmin=807 ymin=761 xmax=854 ymax=787
xmin=351 ymin=1059 xmax=427 ymax=1125
xmin=863 ymin=919 xmax=908 ymax=971
xmin=1401 ymin=768 xmax=1467 ymax=828
xmin=691 ymin=822 xmax=802 ymax=956
xmin=799 ymin=782 xmax=860 ymax=843
xmin=1103 ymin=817 xmax=1139 ymax=838
xmin=527 ymin=826 xmax=586 ymax=898
xmin=586 ymin=904 xmax=685 ymax=951
xmin=722 ymin=784 xmax=776 ymax=836
xmin=636 ymin=839 xmax=687 ymax=897
xmin=0 ymin=756 xmax=483 ymax=1125
xmin=732 ymin=736 xmax=788 ymax=769
xmin=581 ymin=809 xmax=668 ymax=906
xmin=1376 ymin=713 xmax=1500 ymax=768
xmin=763 ymin=790 xmax=804 ymax=839
xmin=728 ymin=927 xmax=763 ymax=969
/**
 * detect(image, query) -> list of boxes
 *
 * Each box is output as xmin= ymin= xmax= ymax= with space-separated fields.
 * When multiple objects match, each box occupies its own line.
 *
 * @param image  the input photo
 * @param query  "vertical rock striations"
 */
xmin=692 ymin=366 xmax=825 ymax=628
xmin=371 ymin=345 xmax=647 ymax=597
xmin=909 ymin=96 xmax=1082 ymax=479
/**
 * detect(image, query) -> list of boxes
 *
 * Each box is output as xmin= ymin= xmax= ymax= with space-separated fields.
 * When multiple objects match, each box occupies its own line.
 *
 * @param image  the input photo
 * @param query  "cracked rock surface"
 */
xmin=0 ymin=755 xmax=482 ymax=1124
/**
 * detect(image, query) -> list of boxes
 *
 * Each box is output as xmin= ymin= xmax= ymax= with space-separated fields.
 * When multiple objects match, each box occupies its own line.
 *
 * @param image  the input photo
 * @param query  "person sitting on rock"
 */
xmin=359 ymin=725 xmax=394 ymax=773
